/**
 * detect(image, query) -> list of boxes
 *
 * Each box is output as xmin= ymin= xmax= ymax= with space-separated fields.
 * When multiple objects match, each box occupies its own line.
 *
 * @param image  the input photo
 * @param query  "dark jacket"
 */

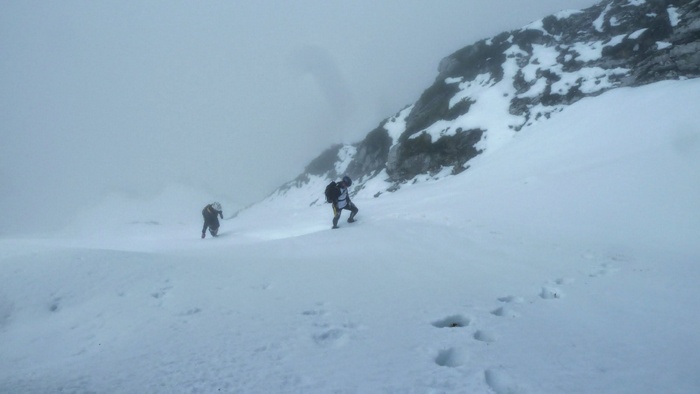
xmin=202 ymin=205 xmax=223 ymax=233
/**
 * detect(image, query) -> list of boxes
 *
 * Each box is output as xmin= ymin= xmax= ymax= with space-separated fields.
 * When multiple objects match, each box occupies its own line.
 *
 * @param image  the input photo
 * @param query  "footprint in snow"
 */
xmin=313 ymin=328 xmax=348 ymax=348
xmin=498 ymin=295 xmax=525 ymax=304
xmin=539 ymin=286 xmax=564 ymax=300
xmin=301 ymin=302 xmax=328 ymax=317
xmin=312 ymin=321 xmax=361 ymax=348
xmin=535 ymin=276 xmax=573 ymax=300
xmin=301 ymin=309 xmax=324 ymax=317
xmin=589 ymin=263 xmax=621 ymax=278
xmin=491 ymin=306 xmax=521 ymax=318
xmin=48 ymin=296 xmax=62 ymax=312
xmin=179 ymin=307 xmax=202 ymax=316
xmin=474 ymin=330 xmax=498 ymax=343
xmin=484 ymin=368 xmax=527 ymax=394
xmin=431 ymin=314 xmax=472 ymax=328
xmin=608 ymin=253 xmax=630 ymax=263
xmin=304 ymin=303 xmax=357 ymax=348
xmin=434 ymin=347 xmax=468 ymax=368
xmin=150 ymin=280 xmax=173 ymax=300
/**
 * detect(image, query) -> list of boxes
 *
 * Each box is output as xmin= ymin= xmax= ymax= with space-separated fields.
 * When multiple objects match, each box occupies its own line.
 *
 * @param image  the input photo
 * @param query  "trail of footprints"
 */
xmin=431 ymin=257 xmax=623 ymax=393
xmin=302 ymin=302 xmax=360 ymax=349
xmin=429 ymin=276 xmax=573 ymax=371
xmin=293 ymin=258 xmax=623 ymax=392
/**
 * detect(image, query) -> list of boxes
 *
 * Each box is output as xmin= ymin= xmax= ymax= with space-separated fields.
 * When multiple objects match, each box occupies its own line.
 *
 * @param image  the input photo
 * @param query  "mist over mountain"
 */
xmin=3 ymin=1 xmax=608 ymax=236
xmin=2 ymin=1 xmax=699 ymax=392
xmin=270 ymin=0 xmax=699 ymax=203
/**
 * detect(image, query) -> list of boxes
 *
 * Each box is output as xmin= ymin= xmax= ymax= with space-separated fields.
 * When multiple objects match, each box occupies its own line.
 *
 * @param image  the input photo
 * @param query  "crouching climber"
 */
xmin=330 ymin=176 xmax=358 ymax=229
xmin=201 ymin=202 xmax=223 ymax=238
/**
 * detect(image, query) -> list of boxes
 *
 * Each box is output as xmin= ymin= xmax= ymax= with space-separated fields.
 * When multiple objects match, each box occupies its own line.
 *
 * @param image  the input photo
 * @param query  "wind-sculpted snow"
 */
xmin=270 ymin=0 xmax=700 ymax=207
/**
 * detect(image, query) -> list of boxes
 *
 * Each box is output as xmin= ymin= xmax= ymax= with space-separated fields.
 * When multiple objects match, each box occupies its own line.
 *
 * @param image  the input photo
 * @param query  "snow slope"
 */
xmin=1 ymin=79 xmax=699 ymax=393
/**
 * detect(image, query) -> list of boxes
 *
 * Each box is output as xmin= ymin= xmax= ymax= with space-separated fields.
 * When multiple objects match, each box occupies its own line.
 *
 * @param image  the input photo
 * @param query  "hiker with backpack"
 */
xmin=201 ymin=202 xmax=223 ymax=238
xmin=325 ymin=175 xmax=359 ymax=229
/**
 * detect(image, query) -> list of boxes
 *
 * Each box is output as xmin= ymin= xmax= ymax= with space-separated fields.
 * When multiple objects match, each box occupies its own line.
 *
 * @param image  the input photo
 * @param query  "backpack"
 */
xmin=324 ymin=181 xmax=340 ymax=203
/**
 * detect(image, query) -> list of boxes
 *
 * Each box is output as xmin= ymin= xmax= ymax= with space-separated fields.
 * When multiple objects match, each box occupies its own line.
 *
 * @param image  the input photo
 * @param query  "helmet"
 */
xmin=211 ymin=202 xmax=222 ymax=211
xmin=342 ymin=176 xmax=352 ymax=187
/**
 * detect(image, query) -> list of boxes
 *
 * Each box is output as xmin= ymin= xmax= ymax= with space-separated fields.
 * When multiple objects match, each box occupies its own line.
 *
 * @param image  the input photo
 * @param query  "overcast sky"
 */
xmin=1 ymin=0 xmax=600 ymax=234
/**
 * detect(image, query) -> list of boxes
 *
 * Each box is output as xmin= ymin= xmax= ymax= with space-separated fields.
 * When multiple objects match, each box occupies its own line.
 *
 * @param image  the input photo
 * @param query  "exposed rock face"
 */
xmin=345 ymin=125 xmax=393 ymax=179
xmin=277 ymin=0 xmax=700 ymax=199
xmin=386 ymin=128 xmax=484 ymax=179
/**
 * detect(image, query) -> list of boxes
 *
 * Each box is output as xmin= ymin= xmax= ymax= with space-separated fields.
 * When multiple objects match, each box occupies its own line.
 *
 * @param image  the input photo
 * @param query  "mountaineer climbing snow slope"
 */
xmin=1 ymin=63 xmax=699 ymax=394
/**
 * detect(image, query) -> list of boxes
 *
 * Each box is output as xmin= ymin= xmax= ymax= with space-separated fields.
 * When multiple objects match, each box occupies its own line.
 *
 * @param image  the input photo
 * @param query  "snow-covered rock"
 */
xmin=270 ymin=0 xmax=700 ymax=205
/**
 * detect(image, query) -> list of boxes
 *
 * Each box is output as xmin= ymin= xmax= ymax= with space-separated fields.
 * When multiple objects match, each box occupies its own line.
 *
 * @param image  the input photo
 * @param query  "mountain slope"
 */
xmin=2 ymin=79 xmax=699 ymax=393
xmin=270 ymin=0 xmax=699 ymax=203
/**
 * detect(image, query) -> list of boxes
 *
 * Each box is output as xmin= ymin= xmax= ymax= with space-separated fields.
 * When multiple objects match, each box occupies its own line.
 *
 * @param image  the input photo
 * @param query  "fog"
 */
xmin=1 ymin=0 xmax=599 ymax=234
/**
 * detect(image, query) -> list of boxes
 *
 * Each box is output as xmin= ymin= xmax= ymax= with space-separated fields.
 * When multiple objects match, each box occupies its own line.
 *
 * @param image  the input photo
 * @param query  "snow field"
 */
xmin=1 ymin=80 xmax=699 ymax=393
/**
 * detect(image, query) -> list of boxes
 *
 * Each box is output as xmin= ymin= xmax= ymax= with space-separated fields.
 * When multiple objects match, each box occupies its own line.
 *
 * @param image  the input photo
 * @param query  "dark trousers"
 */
xmin=333 ymin=202 xmax=358 ymax=227
xmin=202 ymin=218 xmax=220 ymax=235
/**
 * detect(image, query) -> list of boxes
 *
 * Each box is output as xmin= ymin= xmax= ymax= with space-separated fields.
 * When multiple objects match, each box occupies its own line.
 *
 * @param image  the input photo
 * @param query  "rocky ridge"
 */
xmin=271 ymin=0 xmax=699 ymax=203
